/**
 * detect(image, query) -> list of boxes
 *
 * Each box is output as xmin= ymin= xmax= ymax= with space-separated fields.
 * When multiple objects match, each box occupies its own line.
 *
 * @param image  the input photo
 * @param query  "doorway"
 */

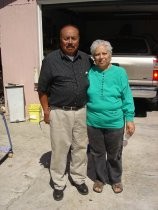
xmin=0 ymin=49 xmax=4 ymax=105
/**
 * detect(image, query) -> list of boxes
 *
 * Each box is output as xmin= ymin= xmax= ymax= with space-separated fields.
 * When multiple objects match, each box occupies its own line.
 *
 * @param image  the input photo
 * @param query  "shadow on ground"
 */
xmin=39 ymin=149 xmax=96 ymax=184
xmin=39 ymin=150 xmax=51 ymax=169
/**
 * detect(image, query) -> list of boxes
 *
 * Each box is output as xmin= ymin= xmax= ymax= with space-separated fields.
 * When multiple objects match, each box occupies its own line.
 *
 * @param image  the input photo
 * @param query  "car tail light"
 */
xmin=153 ymin=70 xmax=158 ymax=81
xmin=153 ymin=59 xmax=158 ymax=81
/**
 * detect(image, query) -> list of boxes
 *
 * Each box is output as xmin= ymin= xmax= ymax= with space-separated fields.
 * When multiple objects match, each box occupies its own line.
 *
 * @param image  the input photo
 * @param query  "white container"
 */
xmin=124 ymin=133 xmax=131 ymax=141
xmin=5 ymin=85 xmax=25 ymax=122
xmin=123 ymin=133 xmax=131 ymax=147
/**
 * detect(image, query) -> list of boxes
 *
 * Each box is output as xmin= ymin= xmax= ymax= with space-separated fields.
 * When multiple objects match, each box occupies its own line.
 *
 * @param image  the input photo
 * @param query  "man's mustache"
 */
xmin=66 ymin=44 xmax=75 ymax=48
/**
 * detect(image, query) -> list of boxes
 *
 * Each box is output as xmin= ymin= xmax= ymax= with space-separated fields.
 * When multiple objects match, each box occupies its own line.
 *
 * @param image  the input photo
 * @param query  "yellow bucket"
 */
xmin=28 ymin=104 xmax=42 ymax=122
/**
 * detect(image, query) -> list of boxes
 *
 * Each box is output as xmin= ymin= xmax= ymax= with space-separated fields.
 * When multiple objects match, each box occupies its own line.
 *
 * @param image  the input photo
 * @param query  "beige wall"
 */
xmin=0 ymin=0 xmax=40 ymax=114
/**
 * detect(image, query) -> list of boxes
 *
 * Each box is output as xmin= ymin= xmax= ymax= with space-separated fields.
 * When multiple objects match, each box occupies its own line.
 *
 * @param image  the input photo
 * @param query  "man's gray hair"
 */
xmin=90 ymin=39 xmax=113 ymax=56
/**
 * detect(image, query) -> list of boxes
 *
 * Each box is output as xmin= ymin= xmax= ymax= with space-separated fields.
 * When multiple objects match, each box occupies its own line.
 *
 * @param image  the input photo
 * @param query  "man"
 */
xmin=38 ymin=25 xmax=92 ymax=201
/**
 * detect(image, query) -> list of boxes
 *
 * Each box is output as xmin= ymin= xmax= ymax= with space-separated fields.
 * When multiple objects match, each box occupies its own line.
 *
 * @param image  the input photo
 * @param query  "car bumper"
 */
xmin=131 ymin=86 xmax=158 ymax=98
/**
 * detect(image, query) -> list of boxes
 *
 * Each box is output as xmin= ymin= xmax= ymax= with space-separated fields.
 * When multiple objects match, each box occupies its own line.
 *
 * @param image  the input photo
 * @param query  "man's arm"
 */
xmin=38 ymin=92 xmax=50 ymax=124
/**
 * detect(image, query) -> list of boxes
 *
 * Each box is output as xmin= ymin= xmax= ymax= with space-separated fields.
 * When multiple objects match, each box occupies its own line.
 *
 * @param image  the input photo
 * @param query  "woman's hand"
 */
xmin=126 ymin=121 xmax=135 ymax=136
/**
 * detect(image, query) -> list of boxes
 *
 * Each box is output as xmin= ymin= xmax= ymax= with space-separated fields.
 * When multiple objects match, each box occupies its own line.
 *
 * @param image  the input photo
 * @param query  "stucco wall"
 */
xmin=0 ymin=0 xmax=40 ymax=115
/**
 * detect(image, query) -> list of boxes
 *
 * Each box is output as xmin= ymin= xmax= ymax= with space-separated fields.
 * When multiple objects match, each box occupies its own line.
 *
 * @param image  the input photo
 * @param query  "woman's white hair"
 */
xmin=90 ymin=39 xmax=113 ymax=56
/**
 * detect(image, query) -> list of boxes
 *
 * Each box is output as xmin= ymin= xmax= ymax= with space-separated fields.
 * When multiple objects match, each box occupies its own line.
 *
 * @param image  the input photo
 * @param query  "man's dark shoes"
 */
xmin=75 ymin=183 xmax=89 ymax=195
xmin=53 ymin=189 xmax=64 ymax=201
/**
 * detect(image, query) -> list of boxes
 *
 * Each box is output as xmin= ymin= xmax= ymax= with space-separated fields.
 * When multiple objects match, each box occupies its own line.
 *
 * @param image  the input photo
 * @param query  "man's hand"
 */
xmin=44 ymin=109 xmax=50 ymax=124
xmin=38 ymin=92 xmax=50 ymax=124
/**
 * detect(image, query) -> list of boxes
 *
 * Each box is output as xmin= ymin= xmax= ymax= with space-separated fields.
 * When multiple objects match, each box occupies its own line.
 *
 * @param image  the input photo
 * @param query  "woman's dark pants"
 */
xmin=87 ymin=126 xmax=124 ymax=184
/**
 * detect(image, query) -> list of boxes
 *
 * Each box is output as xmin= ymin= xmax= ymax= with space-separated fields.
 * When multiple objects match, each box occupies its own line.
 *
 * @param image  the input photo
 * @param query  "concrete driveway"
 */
xmin=0 ymin=111 xmax=158 ymax=210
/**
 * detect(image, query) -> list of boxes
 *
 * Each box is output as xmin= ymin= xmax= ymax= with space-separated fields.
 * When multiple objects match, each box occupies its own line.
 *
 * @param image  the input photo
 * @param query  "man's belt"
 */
xmin=50 ymin=105 xmax=84 ymax=111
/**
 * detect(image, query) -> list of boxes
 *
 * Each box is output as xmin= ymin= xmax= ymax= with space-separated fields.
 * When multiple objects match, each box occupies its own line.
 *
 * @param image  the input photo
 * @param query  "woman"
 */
xmin=87 ymin=40 xmax=135 ymax=193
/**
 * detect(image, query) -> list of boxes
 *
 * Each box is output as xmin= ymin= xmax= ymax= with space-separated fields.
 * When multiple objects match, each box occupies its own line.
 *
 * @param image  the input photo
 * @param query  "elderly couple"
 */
xmin=38 ymin=24 xmax=135 ymax=201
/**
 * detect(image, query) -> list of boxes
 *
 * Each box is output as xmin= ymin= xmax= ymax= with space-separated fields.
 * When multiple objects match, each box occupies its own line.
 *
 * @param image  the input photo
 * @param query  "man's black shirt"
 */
xmin=38 ymin=49 xmax=92 ymax=107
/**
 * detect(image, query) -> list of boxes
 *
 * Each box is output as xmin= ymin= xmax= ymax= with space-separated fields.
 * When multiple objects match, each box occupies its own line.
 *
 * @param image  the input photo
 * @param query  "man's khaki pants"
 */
xmin=49 ymin=107 xmax=88 ymax=190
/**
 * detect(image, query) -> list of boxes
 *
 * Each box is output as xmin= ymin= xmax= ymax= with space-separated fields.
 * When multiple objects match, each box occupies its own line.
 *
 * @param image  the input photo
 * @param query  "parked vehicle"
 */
xmin=110 ymin=36 xmax=158 ymax=114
